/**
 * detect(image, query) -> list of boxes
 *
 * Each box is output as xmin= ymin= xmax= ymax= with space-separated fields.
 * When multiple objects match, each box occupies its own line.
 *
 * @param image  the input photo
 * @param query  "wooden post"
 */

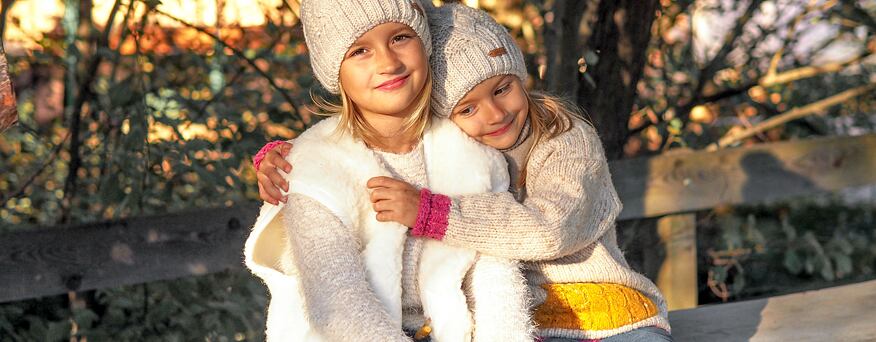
xmin=0 ymin=41 xmax=18 ymax=132
xmin=656 ymin=213 xmax=698 ymax=310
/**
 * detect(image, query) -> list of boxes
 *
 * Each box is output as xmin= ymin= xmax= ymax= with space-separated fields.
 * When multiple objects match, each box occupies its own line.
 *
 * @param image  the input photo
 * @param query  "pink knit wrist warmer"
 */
xmin=412 ymin=189 xmax=450 ymax=240
xmin=253 ymin=140 xmax=286 ymax=171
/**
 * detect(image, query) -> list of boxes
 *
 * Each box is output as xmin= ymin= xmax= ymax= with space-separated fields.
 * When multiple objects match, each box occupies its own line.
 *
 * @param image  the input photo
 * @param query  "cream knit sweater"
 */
xmin=278 ymin=143 xmax=533 ymax=342
xmin=441 ymin=119 xmax=671 ymax=339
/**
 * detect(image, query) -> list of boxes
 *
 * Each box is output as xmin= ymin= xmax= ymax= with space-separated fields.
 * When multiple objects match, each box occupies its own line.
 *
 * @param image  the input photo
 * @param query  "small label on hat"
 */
xmin=488 ymin=47 xmax=507 ymax=57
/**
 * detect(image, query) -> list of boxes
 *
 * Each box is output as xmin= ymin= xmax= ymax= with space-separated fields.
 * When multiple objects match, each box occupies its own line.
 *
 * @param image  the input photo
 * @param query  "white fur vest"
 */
xmin=244 ymin=117 xmax=516 ymax=341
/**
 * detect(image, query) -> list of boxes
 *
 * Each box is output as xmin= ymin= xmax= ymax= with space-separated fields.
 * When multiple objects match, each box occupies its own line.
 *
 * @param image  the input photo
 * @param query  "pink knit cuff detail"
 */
xmin=252 ymin=140 xmax=286 ymax=171
xmin=412 ymin=189 xmax=449 ymax=240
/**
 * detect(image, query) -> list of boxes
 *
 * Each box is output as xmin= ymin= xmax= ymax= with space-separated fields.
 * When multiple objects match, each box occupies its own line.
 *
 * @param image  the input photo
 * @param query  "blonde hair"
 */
xmin=517 ymin=90 xmax=586 ymax=188
xmin=314 ymin=72 xmax=434 ymax=148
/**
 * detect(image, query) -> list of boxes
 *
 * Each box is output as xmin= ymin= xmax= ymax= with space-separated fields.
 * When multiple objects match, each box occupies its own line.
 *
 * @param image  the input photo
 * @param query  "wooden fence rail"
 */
xmin=2 ymin=133 xmax=876 ymax=304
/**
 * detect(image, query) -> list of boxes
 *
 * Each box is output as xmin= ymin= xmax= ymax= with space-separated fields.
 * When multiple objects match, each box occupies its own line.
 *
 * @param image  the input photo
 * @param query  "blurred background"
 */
xmin=1 ymin=0 xmax=874 ymax=340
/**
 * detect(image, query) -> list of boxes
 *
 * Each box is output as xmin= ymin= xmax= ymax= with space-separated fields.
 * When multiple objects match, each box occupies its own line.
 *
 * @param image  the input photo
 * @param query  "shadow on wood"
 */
xmin=669 ymin=280 xmax=876 ymax=341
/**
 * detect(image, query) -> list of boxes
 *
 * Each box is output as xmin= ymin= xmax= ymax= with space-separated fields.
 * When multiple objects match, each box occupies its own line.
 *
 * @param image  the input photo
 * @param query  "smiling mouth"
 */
xmin=376 ymin=75 xmax=410 ymax=91
xmin=486 ymin=117 xmax=515 ymax=137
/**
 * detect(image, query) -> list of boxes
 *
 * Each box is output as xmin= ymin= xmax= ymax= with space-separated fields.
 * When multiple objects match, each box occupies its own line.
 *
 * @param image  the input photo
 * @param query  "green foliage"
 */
xmin=701 ymin=197 xmax=876 ymax=303
xmin=1 ymin=1 xmax=304 ymax=338
xmin=0 ymin=271 xmax=267 ymax=341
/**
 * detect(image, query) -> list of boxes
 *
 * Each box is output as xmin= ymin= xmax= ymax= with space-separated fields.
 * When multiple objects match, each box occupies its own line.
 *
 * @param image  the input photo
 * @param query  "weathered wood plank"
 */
xmin=612 ymin=134 xmax=876 ymax=220
xmin=669 ymin=280 xmax=876 ymax=341
xmin=0 ymin=204 xmax=259 ymax=303
xmin=3 ymin=135 xmax=875 ymax=303
xmin=656 ymin=214 xmax=697 ymax=310
xmin=0 ymin=42 xmax=18 ymax=132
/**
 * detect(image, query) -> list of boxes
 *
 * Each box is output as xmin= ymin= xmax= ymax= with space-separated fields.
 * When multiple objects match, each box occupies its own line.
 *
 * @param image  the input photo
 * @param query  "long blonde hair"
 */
xmin=313 ymin=72 xmax=434 ymax=148
xmin=517 ymin=90 xmax=586 ymax=188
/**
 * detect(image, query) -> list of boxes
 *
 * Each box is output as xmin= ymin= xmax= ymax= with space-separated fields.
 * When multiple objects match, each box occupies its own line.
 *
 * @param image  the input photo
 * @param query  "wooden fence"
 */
xmin=3 ymin=134 xmax=876 ymax=324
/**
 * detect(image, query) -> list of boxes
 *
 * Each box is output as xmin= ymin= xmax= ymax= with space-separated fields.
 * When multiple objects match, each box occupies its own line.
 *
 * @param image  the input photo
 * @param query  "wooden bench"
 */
xmin=669 ymin=279 xmax=876 ymax=341
xmin=2 ymin=133 xmax=876 ymax=340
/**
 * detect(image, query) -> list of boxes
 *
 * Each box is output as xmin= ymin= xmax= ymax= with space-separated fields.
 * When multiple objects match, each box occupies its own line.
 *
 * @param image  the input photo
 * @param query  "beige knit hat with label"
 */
xmin=300 ymin=0 xmax=433 ymax=94
xmin=426 ymin=3 xmax=528 ymax=118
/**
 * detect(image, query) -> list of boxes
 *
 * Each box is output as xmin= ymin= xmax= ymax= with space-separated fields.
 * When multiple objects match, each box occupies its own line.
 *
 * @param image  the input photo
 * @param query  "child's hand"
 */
xmin=366 ymin=176 xmax=421 ymax=228
xmin=255 ymin=142 xmax=293 ymax=205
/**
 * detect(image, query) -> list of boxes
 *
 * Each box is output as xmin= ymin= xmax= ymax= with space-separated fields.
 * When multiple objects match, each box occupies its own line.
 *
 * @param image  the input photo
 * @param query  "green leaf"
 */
xmin=784 ymin=250 xmax=803 ymax=274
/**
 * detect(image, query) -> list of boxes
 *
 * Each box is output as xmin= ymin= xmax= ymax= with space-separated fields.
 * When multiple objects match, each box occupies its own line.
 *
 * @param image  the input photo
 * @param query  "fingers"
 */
xmin=258 ymin=181 xmax=279 ymax=205
xmin=367 ymin=176 xmax=405 ymax=189
xmin=370 ymin=187 xmax=408 ymax=203
xmin=265 ymin=167 xmax=289 ymax=192
xmin=257 ymin=171 xmax=285 ymax=204
xmin=265 ymin=150 xmax=293 ymax=173
xmin=279 ymin=142 xmax=293 ymax=156
xmin=375 ymin=211 xmax=394 ymax=222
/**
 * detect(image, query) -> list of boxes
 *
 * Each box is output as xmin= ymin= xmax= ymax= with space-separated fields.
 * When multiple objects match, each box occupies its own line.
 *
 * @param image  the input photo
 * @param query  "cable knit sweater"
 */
xmin=278 ymin=146 xmax=535 ymax=341
xmin=374 ymin=145 xmax=534 ymax=341
xmin=430 ymin=118 xmax=671 ymax=339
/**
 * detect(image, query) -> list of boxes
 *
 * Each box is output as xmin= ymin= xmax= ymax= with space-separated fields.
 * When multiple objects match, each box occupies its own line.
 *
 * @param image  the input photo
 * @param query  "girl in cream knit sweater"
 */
xmin=255 ymin=3 xmax=672 ymax=341
xmin=245 ymin=1 xmax=534 ymax=341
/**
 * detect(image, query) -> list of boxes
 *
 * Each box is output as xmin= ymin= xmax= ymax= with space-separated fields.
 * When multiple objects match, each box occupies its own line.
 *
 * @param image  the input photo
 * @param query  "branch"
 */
xmin=710 ymin=82 xmax=876 ymax=149
xmin=696 ymin=0 xmax=764 ymax=94
xmin=0 ymin=133 xmax=72 ymax=204
xmin=766 ymin=0 xmax=819 ymax=78
xmin=60 ymin=0 xmax=123 ymax=224
xmin=153 ymin=8 xmax=304 ymax=123
xmin=693 ymin=51 xmax=871 ymax=106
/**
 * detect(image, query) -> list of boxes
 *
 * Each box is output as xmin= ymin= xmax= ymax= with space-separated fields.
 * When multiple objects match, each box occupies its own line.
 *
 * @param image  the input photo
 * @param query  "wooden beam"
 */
xmin=656 ymin=214 xmax=697 ymax=310
xmin=669 ymin=280 xmax=876 ymax=341
xmin=612 ymin=134 xmax=876 ymax=220
xmin=0 ymin=204 xmax=259 ymax=303
xmin=0 ymin=41 xmax=18 ymax=132
xmin=3 ymin=135 xmax=876 ymax=303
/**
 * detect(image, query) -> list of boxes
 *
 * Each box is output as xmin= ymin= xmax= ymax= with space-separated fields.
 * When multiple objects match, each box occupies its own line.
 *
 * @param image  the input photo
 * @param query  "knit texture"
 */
xmin=442 ymin=119 xmax=671 ymax=339
xmin=280 ymin=195 xmax=412 ymax=341
xmin=374 ymin=145 xmax=534 ymax=341
xmin=300 ymin=0 xmax=432 ymax=94
xmin=412 ymin=189 xmax=451 ymax=240
xmin=252 ymin=140 xmax=287 ymax=171
xmin=533 ymin=283 xmax=658 ymax=331
xmin=425 ymin=2 xmax=528 ymax=117
xmin=373 ymin=143 xmax=430 ymax=316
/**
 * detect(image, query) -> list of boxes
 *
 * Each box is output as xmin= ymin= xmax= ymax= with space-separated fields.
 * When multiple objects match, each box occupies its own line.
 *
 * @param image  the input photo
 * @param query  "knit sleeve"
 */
xmin=441 ymin=124 xmax=622 ymax=261
xmin=281 ymin=194 xmax=412 ymax=342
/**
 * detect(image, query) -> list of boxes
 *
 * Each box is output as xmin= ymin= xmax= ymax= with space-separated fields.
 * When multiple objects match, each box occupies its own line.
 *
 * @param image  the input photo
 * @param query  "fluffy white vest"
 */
xmin=245 ymin=117 xmax=511 ymax=341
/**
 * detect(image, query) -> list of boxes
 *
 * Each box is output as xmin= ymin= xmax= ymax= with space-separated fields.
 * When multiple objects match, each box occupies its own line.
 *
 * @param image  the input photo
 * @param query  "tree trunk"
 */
xmin=576 ymin=0 xmax=660 ymax=160
xmin=0 ymin=42 xmax=17 ymax=132
xmin=542 ymin=0 xmax=589 ymax=95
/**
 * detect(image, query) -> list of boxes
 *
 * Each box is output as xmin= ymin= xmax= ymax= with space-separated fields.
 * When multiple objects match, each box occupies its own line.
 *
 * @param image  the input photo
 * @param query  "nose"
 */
xmin=483 ymin=99 xmax=507 ymax=124
xmin=376 ymin=47 xmax=404 ymax=75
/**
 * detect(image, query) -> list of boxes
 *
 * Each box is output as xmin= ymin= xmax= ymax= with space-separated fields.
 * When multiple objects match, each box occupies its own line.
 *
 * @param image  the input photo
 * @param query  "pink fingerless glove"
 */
xmin=411 ymin=188 xmax=450 ymax=240
xmin=252 ymin=140 xmax=287 ymax=171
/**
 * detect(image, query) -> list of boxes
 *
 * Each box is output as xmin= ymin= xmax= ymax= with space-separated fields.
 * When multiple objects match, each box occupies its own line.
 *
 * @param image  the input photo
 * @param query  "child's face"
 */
xmin=338 ymin=23 xmax=428 ymax=119
xmin=449 ymin=75 xmax=529 ymax=150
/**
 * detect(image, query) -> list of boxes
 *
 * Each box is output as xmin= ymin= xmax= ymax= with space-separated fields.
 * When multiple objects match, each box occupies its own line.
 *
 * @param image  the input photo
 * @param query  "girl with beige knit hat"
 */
xmin=244 ymin=0 xmax=535 ymax=341
xmin=255 ymin=2 xmax=673 ymax=342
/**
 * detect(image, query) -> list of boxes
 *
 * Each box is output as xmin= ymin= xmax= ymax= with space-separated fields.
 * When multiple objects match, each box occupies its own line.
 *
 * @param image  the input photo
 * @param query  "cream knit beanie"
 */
xmin=300 ymin=0 xmax=433 ymax=94
xmin=426 ymin=3 xmax=528 ymax=118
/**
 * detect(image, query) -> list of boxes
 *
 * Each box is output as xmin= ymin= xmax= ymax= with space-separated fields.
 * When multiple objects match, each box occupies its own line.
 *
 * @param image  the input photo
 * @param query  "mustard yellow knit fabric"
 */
xmin=533 ymin=283 xmax=658 ymax=331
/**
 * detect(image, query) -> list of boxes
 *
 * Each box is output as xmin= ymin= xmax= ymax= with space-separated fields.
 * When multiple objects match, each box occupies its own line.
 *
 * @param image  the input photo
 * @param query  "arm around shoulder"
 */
xmin=440 ymin=123 xmax=622 ymax=261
